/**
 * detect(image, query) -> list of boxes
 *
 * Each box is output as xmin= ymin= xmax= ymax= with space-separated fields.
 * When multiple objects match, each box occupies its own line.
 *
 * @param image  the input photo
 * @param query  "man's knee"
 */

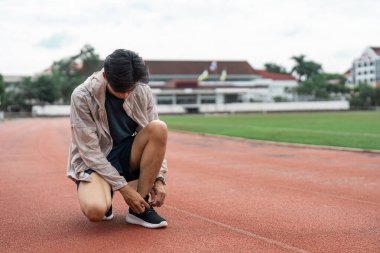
xmin=82 ymin=201 xmax=107 ymax=222
xmin=147 ymin=120 xmax=168 ymax=144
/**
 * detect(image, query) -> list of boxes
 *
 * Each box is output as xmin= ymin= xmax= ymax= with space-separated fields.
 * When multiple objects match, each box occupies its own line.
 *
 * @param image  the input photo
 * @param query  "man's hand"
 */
xmin=150 ymin=180 xmax=166 ymax=207
xmin=119 ymin=185 xmax=149 ymax=214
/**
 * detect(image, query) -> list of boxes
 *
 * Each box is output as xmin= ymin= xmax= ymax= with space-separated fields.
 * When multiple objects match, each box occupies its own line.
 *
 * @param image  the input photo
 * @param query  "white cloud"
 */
xmin=0 ymin=0 xmax=379 ymax=75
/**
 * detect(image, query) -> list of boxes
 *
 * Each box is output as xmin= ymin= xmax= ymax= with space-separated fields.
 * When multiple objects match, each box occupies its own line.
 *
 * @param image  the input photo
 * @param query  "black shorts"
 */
xmin=76 ymin=136 xmax=140 ymax=188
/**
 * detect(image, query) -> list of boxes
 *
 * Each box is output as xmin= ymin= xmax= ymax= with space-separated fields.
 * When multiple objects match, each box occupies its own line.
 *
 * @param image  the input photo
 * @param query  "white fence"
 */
xmin=157 ymin=101 xmax=350 ymax=114
xmin=31 ymin=100 xmax=349 ymax=117
xmin=32 ymin=105 xmax=71 ymax=117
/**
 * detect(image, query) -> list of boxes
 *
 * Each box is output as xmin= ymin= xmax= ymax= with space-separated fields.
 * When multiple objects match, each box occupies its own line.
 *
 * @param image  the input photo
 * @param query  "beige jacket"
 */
xmin=67 ymin=70 xmax=168 ymax=191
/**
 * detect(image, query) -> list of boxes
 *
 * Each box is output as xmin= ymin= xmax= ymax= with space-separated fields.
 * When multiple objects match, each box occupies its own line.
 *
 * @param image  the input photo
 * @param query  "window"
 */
xmin=156 ymin=95 xmax=174 ymax=105
xmin=358 ymin=72 xmax=361 ymax=75
xmin=364 ymin=62 xmax=367 ymax=67
xmin=364 ymin=71 xmax=367 ymax=74
xmin=358 ymin=63 xmax=361 ymax=67
xmin=200 ymin=94 xmax=216 ymax=104
xmin=176 ymin=95 xmax=197 ymax=105
xmin=224 ymin=94 xmax=242 ymax=103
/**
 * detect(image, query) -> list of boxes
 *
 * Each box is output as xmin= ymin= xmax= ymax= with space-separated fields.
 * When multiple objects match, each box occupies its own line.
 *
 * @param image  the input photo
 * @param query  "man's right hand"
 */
xmin=119 ymin=185 xmax=149 ymax=214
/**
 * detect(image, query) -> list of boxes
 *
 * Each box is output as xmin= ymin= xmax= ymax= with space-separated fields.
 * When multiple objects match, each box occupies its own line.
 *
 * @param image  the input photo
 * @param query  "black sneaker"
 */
xmin=102 ymin=191 xmax=114 ymax=221
xmin=126 ymin=197 xmax=168 ymax=228
xmin=103 ymin=205 xmax=113 ymax=221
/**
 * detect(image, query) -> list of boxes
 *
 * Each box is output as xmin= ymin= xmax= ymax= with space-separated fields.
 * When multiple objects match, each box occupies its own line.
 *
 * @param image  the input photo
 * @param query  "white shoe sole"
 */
xmin=126 ymin=213 xmax=168 ymax=228
xmin=102 ymin=213 xmax=114 ymax=221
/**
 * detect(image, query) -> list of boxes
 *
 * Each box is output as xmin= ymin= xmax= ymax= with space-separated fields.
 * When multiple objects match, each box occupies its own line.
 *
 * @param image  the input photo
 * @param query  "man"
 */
xmin=67 ymin=49 xmax=168 ymax=228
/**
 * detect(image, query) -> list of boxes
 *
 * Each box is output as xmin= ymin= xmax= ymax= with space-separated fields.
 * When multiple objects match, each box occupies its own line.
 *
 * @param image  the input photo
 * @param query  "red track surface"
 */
xmin=1 ymin=118 xmax=379 ymax=253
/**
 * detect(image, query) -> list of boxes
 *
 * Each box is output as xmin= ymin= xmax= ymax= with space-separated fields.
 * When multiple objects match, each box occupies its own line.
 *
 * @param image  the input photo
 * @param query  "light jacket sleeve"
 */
xmin=146 ymin=86 xmax=168 ymax=181
xmin=70 ymin=92 xmax=128 ymax=191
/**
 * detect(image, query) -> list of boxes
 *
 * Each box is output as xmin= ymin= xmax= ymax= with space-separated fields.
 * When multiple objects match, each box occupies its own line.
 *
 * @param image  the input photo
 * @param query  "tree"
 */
xmin=2 ymin=77 xmax=30 ymax=111
xmin=14 ymin=75 xmax=59 ymax=105
xmin=77 ymin=44 xmax=103 ymax=77
xmin=291 ymin=55 xmax=322 ymax=81
xmin=290 ymin=55 xmax=307 ymax=81
xmin=296 ymin=73 xmax=348 ymax=100
xmin=264 ymin=63 xmax=288 ymax=74
xmin=349 ymin=83 xmax=380 ymax=109
xmin=322 ymin=73 xmax=349 ymax=95
xmin=31 ymin=75 xmax=60 ymax=104
xmin=1 ymin=44 xmax=102 ymax=110
xmin=297 ymin=74 xmax=329 ymax=99
xmin=304 ymin=61 xmax=322 ymax=80
xmin=52 ymin=44 xmax=102 ymax=103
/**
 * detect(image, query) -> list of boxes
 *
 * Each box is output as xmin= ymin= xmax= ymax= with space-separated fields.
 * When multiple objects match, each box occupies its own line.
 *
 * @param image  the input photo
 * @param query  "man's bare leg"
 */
xmin=124 ymin=120 xmax=168 ymax=228
xmin=130 ymin=120 xmax=168 ymax=198
xmin=77 ymin=172 xmax=112 ymax=222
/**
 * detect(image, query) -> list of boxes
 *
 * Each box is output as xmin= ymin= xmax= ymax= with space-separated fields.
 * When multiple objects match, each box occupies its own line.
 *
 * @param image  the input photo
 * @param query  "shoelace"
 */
xmin=146 ymin=205 xmax=157 ymax=214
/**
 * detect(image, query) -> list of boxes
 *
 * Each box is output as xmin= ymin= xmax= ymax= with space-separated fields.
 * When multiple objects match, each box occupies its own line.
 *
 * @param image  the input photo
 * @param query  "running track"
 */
xmin=0 ymin=118 xmax=379 ymax=253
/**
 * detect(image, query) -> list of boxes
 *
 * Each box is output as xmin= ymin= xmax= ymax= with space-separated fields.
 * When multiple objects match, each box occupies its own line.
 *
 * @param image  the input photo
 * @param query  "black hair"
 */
xmin=103 ymin=49 xmax=149 ymax=92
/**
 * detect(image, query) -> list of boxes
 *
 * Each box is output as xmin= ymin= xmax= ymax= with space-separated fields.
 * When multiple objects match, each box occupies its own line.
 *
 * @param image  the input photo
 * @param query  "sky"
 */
xmin=0 ymin=0 xmax=379 ymax=76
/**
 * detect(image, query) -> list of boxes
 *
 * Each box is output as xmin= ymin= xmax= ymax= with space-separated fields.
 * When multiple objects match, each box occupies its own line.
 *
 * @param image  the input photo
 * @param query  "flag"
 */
xmin=198 ymin=70 xmax=209 ymax=81
xmin=220 ymin=69 xmax=227 ymax=81
xmin=209 ymin=61 xmax=217 ymax=72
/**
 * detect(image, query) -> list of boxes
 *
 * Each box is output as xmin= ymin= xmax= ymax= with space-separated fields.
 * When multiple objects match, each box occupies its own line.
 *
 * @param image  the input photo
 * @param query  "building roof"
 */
xmin=145 ymin=60 xmax=257 ymax=75
xmin=343 ymin=68 xmax=351 ymax=75
xmin=3 ymin=75 xmax=27 ymax=83
xmin=254 ymin=70 xmax=296 ymax=81
xmin=370 ymin=47 xmax=380 ymax=56
xmin=157 ymin=82 xmax=269 ymax=90
xmin=343 ymin=68 xmax=351 ymax=78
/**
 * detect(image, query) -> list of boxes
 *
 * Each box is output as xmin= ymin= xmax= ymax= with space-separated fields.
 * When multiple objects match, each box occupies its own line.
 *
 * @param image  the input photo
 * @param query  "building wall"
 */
xmin=376 ymin=59 xmax=380 ymax=83
xmin=352 ymin=47 xmax=380 ymax=86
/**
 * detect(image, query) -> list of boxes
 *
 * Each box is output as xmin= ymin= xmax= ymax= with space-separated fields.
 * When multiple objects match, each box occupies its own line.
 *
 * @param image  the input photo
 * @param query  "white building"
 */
xmin=3 ymin=75 xmax=26 ymax=92
xmin=350 ymin=47 xmax=380 ymax=87
xmin=145 ymin=60 xmax=299 ymax=113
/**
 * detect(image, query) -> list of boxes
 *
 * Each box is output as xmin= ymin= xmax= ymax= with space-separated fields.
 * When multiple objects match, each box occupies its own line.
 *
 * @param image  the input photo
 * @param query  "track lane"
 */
xmin=0 ymin=118 xmax=379 ymax=253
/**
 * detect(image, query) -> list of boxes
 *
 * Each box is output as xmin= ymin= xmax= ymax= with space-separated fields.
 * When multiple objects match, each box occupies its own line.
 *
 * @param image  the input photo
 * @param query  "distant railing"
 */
xmin=157 ymin=100 xmax=350 ymax=114
xmin=1 ymin=100 xmax=373 ymax=118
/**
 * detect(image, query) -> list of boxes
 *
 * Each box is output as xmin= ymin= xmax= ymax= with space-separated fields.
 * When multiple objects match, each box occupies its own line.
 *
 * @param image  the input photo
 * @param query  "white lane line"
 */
xmin=166 ymin=205 xmax=311 ymax=253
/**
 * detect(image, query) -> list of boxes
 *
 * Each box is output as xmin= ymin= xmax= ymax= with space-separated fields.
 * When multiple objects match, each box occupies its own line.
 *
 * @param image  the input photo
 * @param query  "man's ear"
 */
xmin=102 ymin=71 xmax=106 ymax=80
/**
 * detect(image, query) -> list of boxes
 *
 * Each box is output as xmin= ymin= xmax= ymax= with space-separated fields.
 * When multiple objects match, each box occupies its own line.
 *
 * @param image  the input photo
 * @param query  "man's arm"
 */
xmin=71 ymin=92 xmax=149 ymax=213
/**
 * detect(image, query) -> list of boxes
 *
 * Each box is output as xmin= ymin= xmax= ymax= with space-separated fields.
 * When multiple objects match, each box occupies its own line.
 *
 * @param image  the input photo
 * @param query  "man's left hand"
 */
xmin=150 ymin=180 xmax=166 ymax=207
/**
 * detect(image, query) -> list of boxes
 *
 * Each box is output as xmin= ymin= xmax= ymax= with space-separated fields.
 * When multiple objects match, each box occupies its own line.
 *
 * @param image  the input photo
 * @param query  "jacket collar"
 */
xmin=85 ymin=69 xmax=107 ymax=107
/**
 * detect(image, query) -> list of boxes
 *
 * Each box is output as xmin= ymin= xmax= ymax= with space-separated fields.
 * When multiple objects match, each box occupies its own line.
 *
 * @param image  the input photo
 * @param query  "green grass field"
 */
xmin=161 ymin=112 xmax=380 ymax=151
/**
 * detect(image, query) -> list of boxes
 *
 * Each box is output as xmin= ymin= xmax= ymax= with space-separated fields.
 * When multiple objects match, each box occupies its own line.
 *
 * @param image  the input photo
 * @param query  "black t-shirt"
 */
xmin=105 ymin=90 xmax=138 ymax=148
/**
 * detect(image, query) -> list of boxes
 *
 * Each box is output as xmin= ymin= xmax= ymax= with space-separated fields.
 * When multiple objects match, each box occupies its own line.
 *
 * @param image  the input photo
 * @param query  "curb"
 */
xmin=171 ymin=130 xmax=380 ymax=154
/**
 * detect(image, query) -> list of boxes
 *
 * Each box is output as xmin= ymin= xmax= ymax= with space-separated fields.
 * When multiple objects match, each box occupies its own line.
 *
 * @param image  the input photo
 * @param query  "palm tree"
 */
xmin=291 ymin=55 xmax=322 ymax=81
xmin=291 ymin=55 xmax=307 ymax=82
